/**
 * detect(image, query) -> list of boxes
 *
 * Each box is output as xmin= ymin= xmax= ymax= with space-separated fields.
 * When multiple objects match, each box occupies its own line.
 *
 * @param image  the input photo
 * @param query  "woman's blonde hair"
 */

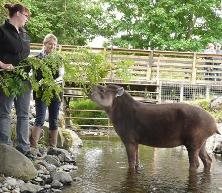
xmin=43 ymin=33 xmax=57 ymax=45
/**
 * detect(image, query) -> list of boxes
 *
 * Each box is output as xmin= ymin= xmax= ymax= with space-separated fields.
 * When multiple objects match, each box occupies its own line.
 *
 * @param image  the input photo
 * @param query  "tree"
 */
xmin=0 ymin=0 xmax=105 ymax=45
xmin=101 ymin=0 xmax=222 ymax=51
xmin=1 ymin=0 xmax=221 ymax=51
xmin=22 ymin=0 xmax=105 ymax=45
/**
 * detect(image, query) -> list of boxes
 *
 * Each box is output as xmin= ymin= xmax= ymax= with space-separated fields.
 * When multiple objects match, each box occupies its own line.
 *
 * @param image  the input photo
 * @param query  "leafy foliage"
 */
xmin=63 ymin=48 xmax=133 ymax=94
xmin=101 ymin=0 xmax=222 ymax=51
xmin=0 ymin=50 xmax=133 ymax=104
xmin=21 ymin=0 xmax=105 ymax=45
xmin=0 ymin=61 xmax=31 ymax=97
xmin=190 ymin=99 xmax=222 ymax=122
xmin=69 ymin=99 xmax=107 ymax=126
xmin=1 ymin=0 xmax=221 ymax=51
xmin=29 ymin=53 xmax=64 ymax=105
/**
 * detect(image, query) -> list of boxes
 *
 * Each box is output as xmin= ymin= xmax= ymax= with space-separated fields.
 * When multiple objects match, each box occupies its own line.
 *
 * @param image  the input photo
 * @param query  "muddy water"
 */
xmin=64 ymin=138 xmax=222 ymax=193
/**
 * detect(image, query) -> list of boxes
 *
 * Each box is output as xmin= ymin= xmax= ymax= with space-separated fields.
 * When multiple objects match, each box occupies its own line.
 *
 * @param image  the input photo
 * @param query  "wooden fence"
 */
xmin=31 ymin=43 xmax=222 ymax=85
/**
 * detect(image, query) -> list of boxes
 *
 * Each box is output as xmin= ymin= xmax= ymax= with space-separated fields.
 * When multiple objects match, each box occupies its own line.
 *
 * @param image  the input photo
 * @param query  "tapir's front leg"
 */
xmin=135 ymin=144 xmax=139 ymax=170
xmin=124 ymin=142 xmax=139 ymax=172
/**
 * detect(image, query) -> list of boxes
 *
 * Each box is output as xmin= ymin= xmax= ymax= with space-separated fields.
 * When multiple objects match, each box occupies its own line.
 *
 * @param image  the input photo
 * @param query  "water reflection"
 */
xmin=63 ymin=139 xmax=222 ymax=193
xmin=187 ymin=171 xmax=211 ymax=193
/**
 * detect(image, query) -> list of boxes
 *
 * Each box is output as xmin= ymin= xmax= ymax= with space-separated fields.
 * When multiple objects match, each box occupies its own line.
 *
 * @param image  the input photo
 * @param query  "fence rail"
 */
xmin=31 ymin=43 xmax=222 ymax=85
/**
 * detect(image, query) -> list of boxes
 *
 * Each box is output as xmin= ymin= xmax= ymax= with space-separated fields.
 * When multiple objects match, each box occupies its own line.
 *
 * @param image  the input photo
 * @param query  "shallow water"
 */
xmin=64 ymin=138 xmax=222 ymax=193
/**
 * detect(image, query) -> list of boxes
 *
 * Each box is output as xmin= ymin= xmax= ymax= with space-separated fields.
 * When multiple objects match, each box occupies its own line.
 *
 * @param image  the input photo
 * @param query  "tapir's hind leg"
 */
xmin=186 ymin=141 xmax=202 ymax=171
xmin=124 ymin=142 xmax=139 ymax=172
xmin=187 ymin=147 xmax=200 ymax=171
xmin=199 ymin=141 xmax=212 ymax=172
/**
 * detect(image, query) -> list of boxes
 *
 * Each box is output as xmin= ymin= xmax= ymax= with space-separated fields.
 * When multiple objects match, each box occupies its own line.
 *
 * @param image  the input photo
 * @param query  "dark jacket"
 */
xmin=0 ymin=19 xmax=30 ymax=66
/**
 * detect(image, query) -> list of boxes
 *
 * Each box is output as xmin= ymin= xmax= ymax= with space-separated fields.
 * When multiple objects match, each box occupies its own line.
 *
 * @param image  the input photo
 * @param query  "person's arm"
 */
xmin=0 ymin=30 xmax=14 ymax=70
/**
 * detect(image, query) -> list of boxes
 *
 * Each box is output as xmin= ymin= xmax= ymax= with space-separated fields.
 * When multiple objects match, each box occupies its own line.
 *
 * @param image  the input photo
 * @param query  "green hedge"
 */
xmin=69 ymin=99 xmax=108 ymax=127
xmin=190 ymin=99 xmax=222 ymax=122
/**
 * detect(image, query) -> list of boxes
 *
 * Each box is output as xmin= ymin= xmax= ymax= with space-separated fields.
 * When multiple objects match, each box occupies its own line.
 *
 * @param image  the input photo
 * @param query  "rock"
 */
xmin=4 ymin=177 xmax=18 ymax=188
xmin=41 ymin=175 xmax=52 ymax=184
xmin=59 ymin=164 xmax=78 ymax=172
xmin=0 ymin=144 xmax=37 ymax=181
xmin=34 ymin=177 xmax=43 ymax=183
xmin=51 ymin=180 xmax=63 ymax=189
xmin=213 ymin=141 xmax=222 ymax=154
xmin=20 ymin=182 xmax=42 ymax=193
xmin=44 ymin=184 xmax=51 ymax=189
xmin=47 ymin=147 xmax=76 ymax=164
xmin=51 ymin=189 xmax=62 ymax=193
xmin=2 ymin=187 xmax=9 ymax=192
xmin=44 ymin=155 xmax=61 ymax=167
xmin=62 ymin=129 xmax=83 ymax=149
xmin=206 ymin=123 xmax=222 ymax=152
xmin=39 ymin=161 xmax=57 ymax=172
xmin=11 ymin=188 xmax=20 ymax=193
xmin=73 ymin=177 xmax=82 ymax=182
xmin=52 ymin=171 xmax=72 ymax=185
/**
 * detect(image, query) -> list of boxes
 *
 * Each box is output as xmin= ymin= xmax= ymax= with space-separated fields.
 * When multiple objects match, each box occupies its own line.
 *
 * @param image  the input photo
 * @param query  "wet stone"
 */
xmin=51 ymin=180 xmax=63 ymax=189
xmin=51 ymin=188 xmax=62 ymax=193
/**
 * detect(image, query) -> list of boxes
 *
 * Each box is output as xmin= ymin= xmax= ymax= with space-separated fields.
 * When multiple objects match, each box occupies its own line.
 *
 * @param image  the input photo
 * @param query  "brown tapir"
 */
xmin=90 ymin=84 xmax=220 ymax=172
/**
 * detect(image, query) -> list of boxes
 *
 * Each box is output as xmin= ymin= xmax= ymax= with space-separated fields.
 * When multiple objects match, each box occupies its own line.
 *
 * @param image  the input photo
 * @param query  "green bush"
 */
xmin=190 ymin=99 xmax=222 ymax=123
xmin=190 ymin=99 xmax=211 ymax=111
xmin=69 ymin=99 xmax=108 ymax=127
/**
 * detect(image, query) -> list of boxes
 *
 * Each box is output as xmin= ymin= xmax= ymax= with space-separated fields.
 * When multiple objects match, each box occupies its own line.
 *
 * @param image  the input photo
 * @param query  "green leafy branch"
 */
xmin=0 ymin=49 xmax=134 ymax=103
xmin=63 ymin=48 xmax=134 ymax=94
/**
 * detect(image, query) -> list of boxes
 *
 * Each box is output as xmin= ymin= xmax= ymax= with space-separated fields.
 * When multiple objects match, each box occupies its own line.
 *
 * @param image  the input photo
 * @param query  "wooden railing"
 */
xmin=31 ymin=43 xmax=222 ymax=85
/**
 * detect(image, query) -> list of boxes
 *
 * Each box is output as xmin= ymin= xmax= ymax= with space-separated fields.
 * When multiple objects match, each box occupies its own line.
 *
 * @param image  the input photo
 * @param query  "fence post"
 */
xmin=58 ymin=44 xmax=62 ymax=52
xmin=206 ymin=84 xmax=210 ymax=100
xmin=157 ymin=81 xmax=162 ymax=103
xmin=156 ymin=54 xmax=162 ymax=84
xmin=63 ymin=97 xmax=71 ymax=128
xmin=108 ymin=119 xmax=111 ymax=128
xmin=109 ymin=46 xmax=114 ymax=81
xmin=180 ymin=84 xmax=184 ymax=102
xmin=191 ymin=52 xmax=197 ymax=84
xmin=147 ymin=51 xmax=153 ymax=81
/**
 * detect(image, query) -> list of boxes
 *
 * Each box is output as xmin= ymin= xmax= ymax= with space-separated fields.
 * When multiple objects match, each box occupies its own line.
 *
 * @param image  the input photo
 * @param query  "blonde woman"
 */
xmin=30 ymin=34 xmax=64 ymax=151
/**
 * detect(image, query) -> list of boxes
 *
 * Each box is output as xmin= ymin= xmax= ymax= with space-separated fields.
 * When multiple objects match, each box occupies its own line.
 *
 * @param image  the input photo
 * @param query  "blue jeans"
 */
xmin=0 ymin=80 xmax=31 ymax=152
xmin=35 ymin=97 xmax=61 ymax=130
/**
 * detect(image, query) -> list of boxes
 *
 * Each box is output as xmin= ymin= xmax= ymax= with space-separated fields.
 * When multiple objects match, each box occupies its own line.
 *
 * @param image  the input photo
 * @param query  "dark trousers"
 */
xmin=35 ymin=97 xmax=61 ymax=130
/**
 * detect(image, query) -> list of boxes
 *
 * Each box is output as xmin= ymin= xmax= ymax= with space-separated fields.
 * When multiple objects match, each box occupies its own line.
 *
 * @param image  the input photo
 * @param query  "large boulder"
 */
xmin=62 ymin=129 xmax=83 ymax=149
xmin=207 ymin=123 xmax=222 ymax=152
xmin=38 ymin=126 xmax=82 ymax=150
xmin=0 ymin=144 xmax=37 ymax=181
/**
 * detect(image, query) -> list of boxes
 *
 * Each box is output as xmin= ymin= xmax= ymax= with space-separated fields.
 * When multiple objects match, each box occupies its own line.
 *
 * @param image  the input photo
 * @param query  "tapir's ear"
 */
xmin=115 ymin=87 xmax=124 ymax=97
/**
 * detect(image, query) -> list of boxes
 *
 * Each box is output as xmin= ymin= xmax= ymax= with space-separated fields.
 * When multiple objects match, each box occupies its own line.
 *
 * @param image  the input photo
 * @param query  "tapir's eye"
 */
xmin=99 ymin=88 xmax=105 ymax=93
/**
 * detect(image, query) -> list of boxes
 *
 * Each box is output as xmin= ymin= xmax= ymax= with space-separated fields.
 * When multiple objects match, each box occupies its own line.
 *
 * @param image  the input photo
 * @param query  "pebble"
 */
xmin=51 ymin=180 xmax=63 ymax=188
xmin=1 ymin=187 xmax=9 ymax=192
